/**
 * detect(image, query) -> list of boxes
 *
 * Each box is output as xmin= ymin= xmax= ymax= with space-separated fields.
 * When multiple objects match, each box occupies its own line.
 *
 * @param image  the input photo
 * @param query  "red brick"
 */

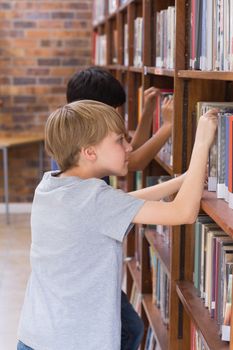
xmin=0 ymin=0 xmax=92 ymax=201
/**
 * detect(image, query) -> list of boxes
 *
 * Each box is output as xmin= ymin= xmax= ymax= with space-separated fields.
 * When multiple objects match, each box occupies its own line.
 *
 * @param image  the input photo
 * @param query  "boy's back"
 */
xmin=18 ymin=172 xmax=144 ymax=350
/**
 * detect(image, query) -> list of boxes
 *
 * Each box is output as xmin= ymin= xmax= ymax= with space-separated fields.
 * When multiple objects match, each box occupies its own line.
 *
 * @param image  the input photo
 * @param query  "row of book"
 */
xmin=149 ymin=245 xmax=170 ymax=326
xmin=109 ymin=175 xmax=128 ymax=191
xmin=193 ymin=215 xmax=232 ymax=341
xmin=189 ymin=0 xmax=233 ymax=71
xmin=93 ymin=33 xmax=107 ymax=65
xmin=93 ymin=4 xmax=176 ymax=70
xmin=133 ymin=17 xmax=143 ymax=67
xmin=134 ymin=209 xmax=171 ymax=274
xmin=124 ymin=23 xmax=128 ymax=66
xmin=111 ymin=29 xmax=118 ymax=64
xmin=144 ymin=326 xmax=161 ymax=350
xmin=155 ymin=6 xmax=176 ymax=69
xmin=92 ymin=0 xmax=106 ymax=25
xmin=196 ymin=101 xmax=233 ymax=210
xmin=146 ymin=175 xmax=172 ymax=247
xmin=153 ymin=90 xmax=174 ymax=167
xmin=93 ymin=0 xmax=128 ymax=25
xmin=135 ymin=224 xmax=144 ymax=270
xmin=190 ymin=322 xmax=208 ymax=350
xmin=130 ymin=281 xmax=142 ymax=314
xmin=130 ymin=284 xmax=161 ymax=349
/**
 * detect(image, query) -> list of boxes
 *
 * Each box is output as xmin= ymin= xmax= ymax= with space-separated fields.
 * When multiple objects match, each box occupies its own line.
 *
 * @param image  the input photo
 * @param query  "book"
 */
xmin=215 ymin=236 xmax=233 ymax=323
xmin=225 ymin=115 xmax=230 ymax=202
xmin=153 ymin=90 xmax=174 ymax=166
xmin=228 ymin=116 xmax=233 ymax=208
xmin=133 ymin=17 xmax=143 ymax=67
xmin=124 ymin=23 xmax=128 ymax=66
xmin=195 ymin=102 xmax=233 ymax=196
xmin=221 ymin=266 xmax=233 ymax=341
xmin=155 ymin=6 xmax=175 ymax=69
xmin=217 ymin=112 xmax=227 ymax=198
xmin=130 ymin=282 xmax=141 ymax=313
xmin=190 ymin=0 xmax=233 ymax=71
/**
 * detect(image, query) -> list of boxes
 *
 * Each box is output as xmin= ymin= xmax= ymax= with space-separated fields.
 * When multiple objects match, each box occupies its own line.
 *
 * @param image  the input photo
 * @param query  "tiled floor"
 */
xmin=0 ymin=214 xmax=31 ymax=350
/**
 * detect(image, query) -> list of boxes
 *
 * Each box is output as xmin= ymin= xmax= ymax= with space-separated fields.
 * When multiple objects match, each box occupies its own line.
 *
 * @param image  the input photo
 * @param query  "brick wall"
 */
xmin=0 ymin=0 xmax=93 ymax=202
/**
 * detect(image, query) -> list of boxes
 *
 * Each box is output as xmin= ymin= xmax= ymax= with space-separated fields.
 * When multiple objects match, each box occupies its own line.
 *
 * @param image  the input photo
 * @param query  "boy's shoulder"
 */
xmin=40 ymin=171 xmax=109 ymax=190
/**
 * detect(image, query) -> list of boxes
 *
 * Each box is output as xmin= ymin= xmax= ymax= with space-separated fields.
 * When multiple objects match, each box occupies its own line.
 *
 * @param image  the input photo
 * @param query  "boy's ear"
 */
xmin=81 ymin=146 xmax=97 ymax=161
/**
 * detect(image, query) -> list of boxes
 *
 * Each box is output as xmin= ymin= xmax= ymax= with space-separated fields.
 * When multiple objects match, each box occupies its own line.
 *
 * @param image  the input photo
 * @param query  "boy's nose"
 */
xmin=125 ymin=141 xmax=133 ymax=153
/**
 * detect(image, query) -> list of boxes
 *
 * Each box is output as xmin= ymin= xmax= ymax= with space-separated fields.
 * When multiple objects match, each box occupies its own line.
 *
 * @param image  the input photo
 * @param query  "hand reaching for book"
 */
xmin=161 ymin=96 xmax=173 ymax=126
xmin=195 ymin=108 xmax=219 ymax=148
xmin=143 ymin=87 xmax=160 ymax=115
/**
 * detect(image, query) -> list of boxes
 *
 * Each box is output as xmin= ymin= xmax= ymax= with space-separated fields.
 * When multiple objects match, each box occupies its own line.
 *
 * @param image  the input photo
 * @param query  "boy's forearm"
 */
xmin=129 ymin=123 xmax=172 ymax=171
xmin=130 ymin=109 xmax=154 ymax=149
xmin=173 ymin=143 xmax=208 ymax=222
xmin=129 ymin=173 xmax=185 ymax=200
xmin=130 ymin=145 xmax=208 ymax=225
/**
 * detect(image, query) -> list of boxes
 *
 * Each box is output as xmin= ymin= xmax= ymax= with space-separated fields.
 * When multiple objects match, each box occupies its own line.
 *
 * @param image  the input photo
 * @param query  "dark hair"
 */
xmin=66 ymin=66 xmax=126 ymax=108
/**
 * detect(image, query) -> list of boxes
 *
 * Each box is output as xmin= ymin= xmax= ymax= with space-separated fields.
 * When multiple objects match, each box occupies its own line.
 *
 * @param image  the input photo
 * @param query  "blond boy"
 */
xmin=18 ymin=100 xmax=218 ymax=350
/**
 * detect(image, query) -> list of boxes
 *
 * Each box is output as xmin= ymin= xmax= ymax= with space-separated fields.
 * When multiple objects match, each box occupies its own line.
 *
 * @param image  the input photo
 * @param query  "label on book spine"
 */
xmin=221 ymin=325 xmax=230 ymax=341
xmin=229 ymin=192 xmax=233 ymax=209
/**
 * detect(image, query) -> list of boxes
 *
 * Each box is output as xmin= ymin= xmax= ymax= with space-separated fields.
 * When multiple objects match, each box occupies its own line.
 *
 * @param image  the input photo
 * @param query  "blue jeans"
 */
xmin=17 ymin=341 xmax=33 ymax=350
xmin=121 ymin=290 xmax=144 ymax=350
xmin=17 ymin=292 xmax=144 ymax=350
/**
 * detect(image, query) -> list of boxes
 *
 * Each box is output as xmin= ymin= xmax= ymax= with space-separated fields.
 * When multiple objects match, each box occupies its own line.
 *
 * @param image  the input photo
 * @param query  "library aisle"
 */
xmin=0 ymin=214 xmax=31 ymax=350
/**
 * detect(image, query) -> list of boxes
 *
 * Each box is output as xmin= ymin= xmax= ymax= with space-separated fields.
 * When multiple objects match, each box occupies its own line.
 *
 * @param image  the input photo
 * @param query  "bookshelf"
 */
xmin=92 ymin=1 xmax=233 ymax=349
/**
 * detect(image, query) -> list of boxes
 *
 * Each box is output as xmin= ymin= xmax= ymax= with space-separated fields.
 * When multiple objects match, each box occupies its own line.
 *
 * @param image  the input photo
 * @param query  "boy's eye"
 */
xmin=117 ymin=136 xmax=124 ymax=143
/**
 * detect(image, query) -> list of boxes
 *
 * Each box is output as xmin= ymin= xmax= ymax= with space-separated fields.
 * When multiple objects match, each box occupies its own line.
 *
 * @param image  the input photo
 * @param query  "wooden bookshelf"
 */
xmin=142 ymin=293 xmax=169 ymax=350
xmin=144 ymin=228 xmax=171 ymax=277
xmin=154 ymin=155 xmax=173 ymax=176
xmin=201 ymin=191 xmax=233 ymax=237
xmin=127 ymin=258 xmax=141 ymax=292
xmin=146 ymin=66 xmax=175 ymax=77
xmin=92 ymin=0 xmax=233 ymax=349
xmin=178 ymin=70 xmax=233 ymax=81
xmin=176 ymin=281 xmax=229 ymax=350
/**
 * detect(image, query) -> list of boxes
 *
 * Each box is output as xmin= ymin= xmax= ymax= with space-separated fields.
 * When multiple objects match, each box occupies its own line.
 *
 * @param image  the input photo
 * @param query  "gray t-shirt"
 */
xmin=18 ymin=172 xmax=144 ymax=350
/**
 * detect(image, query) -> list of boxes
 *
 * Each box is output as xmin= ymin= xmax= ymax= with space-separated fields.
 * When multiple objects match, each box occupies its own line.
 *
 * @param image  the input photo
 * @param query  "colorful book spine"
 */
xmin=217 ymin=113 xmax=226 ymax=198
xmin=228 ymin=116 xmax=233 ymax=208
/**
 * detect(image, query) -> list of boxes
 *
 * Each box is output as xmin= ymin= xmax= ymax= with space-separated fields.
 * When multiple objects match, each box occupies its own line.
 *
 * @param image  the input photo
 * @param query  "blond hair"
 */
xmin=45 ymin=100 xmax=126 ymax=171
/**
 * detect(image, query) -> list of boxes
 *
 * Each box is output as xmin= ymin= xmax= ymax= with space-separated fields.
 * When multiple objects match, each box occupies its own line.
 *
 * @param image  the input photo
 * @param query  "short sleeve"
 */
xmin=94 ymin=180 xmax=145 ymax=242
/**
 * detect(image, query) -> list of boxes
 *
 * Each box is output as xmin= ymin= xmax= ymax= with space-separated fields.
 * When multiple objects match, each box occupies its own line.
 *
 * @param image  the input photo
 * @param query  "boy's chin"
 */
xmin=119 ymin=168 xmax=128 ymax=176
xmin=112 ymin=169 xmax=128 ymax=177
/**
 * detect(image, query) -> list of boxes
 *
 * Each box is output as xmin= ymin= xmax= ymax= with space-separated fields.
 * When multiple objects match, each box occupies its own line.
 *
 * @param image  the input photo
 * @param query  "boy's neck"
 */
xmin=59 ymin=166 xmax=104 ymax=180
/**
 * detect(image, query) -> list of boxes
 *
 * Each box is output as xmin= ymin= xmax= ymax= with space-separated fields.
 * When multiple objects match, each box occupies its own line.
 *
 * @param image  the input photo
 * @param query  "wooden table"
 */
xmin=0 ymin=134 xmax=44 ymax=223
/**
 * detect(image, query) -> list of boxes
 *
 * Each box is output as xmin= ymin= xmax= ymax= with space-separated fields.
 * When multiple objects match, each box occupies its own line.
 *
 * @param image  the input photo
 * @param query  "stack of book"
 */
xmin=124 ymin=23 xmax=128 ymax=65
xmin=153 ymin=90 xmax=174 ymax=167
xmin=93 ymin=33 xmax=107 ymax=65
xmin=196 ymin=101 xmax=233 ymax=209
xmin=108 ymin=0 xmax=118 ymax=14
xmin=189 ymin=0 xmax=233 ymax=71
xmin=149 ymin=246 xmax=170 ymax=326
xmin=146 ymin=175 xmax=172 ymax=246
xmin=130 ymin=282 xmax=142 ymax=314
xmin=193 ymin=215 xmax=233 ymax=341
xmin=155 ymin=6 xmax=175 ymax=69
xmin=133 ymin=17 xmax=143 ymax=67
xmin=92 ymin=0 xmax=106 ymax=25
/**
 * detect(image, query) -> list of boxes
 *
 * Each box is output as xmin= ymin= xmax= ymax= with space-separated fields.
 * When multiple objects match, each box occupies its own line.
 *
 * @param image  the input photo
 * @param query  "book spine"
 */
xmin=228 ymin=116 xmax=233 ymax=208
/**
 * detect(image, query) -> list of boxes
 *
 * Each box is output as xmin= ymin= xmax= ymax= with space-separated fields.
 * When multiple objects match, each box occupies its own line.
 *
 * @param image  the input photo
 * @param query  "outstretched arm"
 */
xmin=128 ymin=124 xmax=172 ymax=171
xmin=130 ymin=87 xmax=159 ymax=150
xmin=128 ymin=96 xmax=173 ymax=171
xmin=130 ymin=109 xmax=218 ymax=226
xmin=129 ymin=173 xmax=186 ymax=200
